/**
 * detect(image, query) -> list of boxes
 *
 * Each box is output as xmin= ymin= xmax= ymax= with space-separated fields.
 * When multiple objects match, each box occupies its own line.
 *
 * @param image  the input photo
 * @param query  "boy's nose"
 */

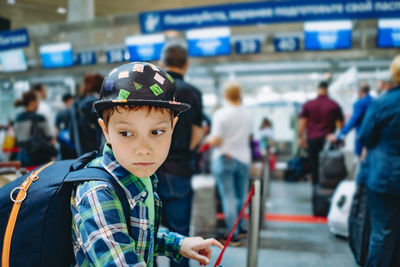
xmin=135 ymin=137 xmax=152 ymax=155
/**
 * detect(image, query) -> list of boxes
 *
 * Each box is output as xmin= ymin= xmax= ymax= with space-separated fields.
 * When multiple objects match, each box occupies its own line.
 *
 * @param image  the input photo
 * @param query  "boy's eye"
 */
xmin=152 ymin=129 xmax=165 ymax=136
xmin=120 ymin=131 xmax=133 ymax=137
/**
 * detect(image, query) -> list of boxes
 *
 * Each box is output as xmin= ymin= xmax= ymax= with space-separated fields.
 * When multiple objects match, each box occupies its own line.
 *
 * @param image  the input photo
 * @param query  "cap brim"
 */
xmin=94 ymin=99 xmax=191 ymax=117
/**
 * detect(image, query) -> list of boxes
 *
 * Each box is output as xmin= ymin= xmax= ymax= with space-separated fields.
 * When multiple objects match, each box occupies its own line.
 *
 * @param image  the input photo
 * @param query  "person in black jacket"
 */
xmin=69 ymin=73 xmax=104 ymax=156
xmin=156 ymin=43 xmax=205 ymax=267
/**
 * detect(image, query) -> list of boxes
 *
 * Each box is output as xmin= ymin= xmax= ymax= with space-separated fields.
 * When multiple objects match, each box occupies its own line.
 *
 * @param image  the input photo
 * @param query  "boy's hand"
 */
xmin=179 ymin=237 xmax=223 ymax=266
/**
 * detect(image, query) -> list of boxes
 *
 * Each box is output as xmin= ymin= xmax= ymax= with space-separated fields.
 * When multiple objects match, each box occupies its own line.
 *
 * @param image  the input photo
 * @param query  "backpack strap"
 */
xmin=65 ymin=167 xmax=132 ymax=236
xmin=2 ymin=161 xmax=54 ymax=267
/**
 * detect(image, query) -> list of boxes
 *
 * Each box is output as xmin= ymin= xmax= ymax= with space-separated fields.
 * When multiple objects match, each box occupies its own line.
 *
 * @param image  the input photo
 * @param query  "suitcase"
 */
xmin=327 ymin=180 xmax=356 ymax=237
xmin=348 ymin=184 xmax=370 ymax=266
xmin=319 ymin=142 xmax=347 ymax=188
xmin=312 ymin=185 xmax=335 ymax=217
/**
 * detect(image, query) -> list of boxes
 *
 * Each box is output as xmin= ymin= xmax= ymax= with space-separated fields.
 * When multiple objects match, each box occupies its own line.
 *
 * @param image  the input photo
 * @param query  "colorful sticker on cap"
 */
xmin=105 ymin=80 xmax=114 ymax=91
xmin=154 ymin=73 xmax=165 ymax=85
xmin=148 ymin=63 xmax=159 ymax=71
xmin=133 ymin=82 xmax=143 ymax=90
xmin=165 ymin=72 xmax=174 ymax=83
xmin=118 ymin=71 xmax=129 ymax=79
xmin=150 ymin=84 xmax=163 ymax=96
xmin=117 ymin=89 xmax=131 ymax=100
xmin=133 ymin=63 xmax=144 ymax=73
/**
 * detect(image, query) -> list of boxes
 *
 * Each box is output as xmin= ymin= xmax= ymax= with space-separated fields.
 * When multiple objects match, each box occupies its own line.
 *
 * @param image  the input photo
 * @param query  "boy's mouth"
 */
xmin=133 ymin=163 xmax=154 ymax=166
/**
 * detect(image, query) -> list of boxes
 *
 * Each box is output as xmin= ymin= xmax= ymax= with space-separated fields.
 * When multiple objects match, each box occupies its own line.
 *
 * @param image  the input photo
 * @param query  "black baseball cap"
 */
xmin=94 ymin=62 xmax=191 ymax=117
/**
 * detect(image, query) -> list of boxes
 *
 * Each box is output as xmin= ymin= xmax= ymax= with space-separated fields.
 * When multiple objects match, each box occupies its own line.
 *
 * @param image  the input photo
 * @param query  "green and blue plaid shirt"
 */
xmin=71 ymin=145 xmax=184 ymax=266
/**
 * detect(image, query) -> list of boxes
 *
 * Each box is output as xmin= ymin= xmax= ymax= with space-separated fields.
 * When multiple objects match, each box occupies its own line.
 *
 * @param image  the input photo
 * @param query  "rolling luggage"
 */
xmin=284 ymin=149 xmax=311 ymax=182
xmin=319 ymin=142 xmax=347 ymax=188
xmin=327 ymin=180 xmax=356 ymax=237
xmin=312 ymin=185 xmax=335 ymax=217
xmin=348 ymin=184 xmax=370 ymax=266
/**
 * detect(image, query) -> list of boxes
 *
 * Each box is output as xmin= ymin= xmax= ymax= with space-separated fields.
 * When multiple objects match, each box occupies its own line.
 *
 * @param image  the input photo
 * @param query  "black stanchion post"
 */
xmin=247 ymin=175 xmax=262 ymax=267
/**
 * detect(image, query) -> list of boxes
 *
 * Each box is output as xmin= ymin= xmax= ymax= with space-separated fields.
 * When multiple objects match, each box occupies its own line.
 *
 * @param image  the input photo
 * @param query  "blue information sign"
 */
xmin=304 ymin=21 xmax=352 ymax=50
xmin=235 ymin=39 xmax=261 ymax=54
xmin=106 ymin=49 xmax=126 ymax=63
xmin=140 ymin=0 xmax=400 ymax=33
xmin=274 ymin=37 xmax=300 ymax=52
xmin=377 ymin=19 xmax=400 ymax=48
xmin=186 ymin=28 xmax=231 ymax=57
xmin=40 ymin=43 xmax=74 ymax=69
xmin=0 ymin=28 xmax=29 ymax=51
xmin=125 ymin=34 xmax=165 ymax=61
xmin=76 ymin=51 xmax=97 ymax=65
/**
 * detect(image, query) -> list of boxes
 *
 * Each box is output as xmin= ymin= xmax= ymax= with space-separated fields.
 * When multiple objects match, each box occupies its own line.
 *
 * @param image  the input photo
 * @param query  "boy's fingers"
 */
xmin=191 ymin=251 xmax=210 ymax=265
xmin=204 ymin=238 xmax=224 ymax=249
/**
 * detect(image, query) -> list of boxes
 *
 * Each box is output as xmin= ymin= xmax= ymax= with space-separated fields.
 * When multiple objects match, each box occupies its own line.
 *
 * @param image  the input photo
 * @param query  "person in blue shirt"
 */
xmin=358 ymin=55 xmax=400 ymax=267
xmin=328 ymin=82 xmax=373 ymax=157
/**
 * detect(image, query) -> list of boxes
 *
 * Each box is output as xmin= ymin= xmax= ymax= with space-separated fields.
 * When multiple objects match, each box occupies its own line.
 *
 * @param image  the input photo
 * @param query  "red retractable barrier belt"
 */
xmin=214 ymin=185 xmax=255 ymax=267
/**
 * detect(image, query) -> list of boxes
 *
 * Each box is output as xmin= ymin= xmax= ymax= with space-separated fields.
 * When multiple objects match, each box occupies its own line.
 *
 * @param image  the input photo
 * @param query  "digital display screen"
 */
xmin=106 ymin=49 xmax=127 ymax=63
xmin=377 ymin=19 xmax=400 ymax=48
xmin=304 ymin=21 xmax=352 ymax=50
xmin=39 ymin=43 xmax=74 ymax=69
xmin=0 ymin=49 xmax=28 ymax=72
xmin=274 ymin=36 xmax=300 ymax=52
xmin=76 ymin=51 xmax=97 ymax=65
xmin=186 ymin=27 xmax=231 ymax=57
xmin=126 ymin=34 xmax=165 ymax=61
xmin=235 ymin=39 xmax=261 ymax=54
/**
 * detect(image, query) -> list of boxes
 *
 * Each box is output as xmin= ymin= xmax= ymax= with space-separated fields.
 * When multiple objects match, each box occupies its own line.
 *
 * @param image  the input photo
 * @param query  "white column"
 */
xmin=67 ymin=0 xmax=94 ymax=22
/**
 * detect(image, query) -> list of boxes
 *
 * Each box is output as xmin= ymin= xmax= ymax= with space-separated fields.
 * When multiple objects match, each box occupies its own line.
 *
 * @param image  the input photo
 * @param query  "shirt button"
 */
xmin=141 ymin=224 xmax=147 ymax=231
xmin=141 ymin=191 xmax=147 ymax=197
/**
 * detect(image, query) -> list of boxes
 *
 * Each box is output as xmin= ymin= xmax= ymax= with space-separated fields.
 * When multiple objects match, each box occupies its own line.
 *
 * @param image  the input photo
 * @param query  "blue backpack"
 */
xmin=0 ymin=151 xmax=131 ymax=267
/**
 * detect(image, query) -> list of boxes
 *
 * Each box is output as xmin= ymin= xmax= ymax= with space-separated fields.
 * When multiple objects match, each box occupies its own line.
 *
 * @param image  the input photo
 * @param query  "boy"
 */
xmin=70 ymin=62 xmax=222 ymax=266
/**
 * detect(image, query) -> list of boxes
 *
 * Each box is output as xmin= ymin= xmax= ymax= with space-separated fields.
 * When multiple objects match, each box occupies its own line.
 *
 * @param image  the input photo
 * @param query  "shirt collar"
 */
xmin=167 ymin=71 xmax=184 ymax=80
xmin=90 ymin=144 xmax=158 ymax=207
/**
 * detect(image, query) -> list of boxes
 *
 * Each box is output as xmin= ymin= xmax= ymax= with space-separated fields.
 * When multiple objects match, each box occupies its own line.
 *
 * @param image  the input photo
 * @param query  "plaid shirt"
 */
xmin=71 ymin=145 xmax=184 ymax=266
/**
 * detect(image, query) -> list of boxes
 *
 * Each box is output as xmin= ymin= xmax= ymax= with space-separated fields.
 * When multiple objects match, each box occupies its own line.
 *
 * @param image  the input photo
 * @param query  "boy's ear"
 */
xmin=172 ymin=116 xmax=179 ymax=130
xmin=98 ymin=118 xmax=111 ymax=144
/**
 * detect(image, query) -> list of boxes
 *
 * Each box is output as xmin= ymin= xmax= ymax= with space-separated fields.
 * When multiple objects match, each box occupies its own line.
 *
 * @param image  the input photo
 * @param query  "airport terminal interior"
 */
xmin=0 ymin=0 xmax=399 ymax=266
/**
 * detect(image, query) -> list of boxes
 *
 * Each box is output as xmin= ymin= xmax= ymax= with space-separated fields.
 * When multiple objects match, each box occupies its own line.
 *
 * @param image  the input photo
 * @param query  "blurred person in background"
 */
xmin=204 ymin=82 xmax=252 ymax=246
xmin=259 ymin=117 xmax=275 ymax=157
xmin=69 ymin=73 xmax=104 ymax=157
xmin=327 ymin=81 xmax=373 ymax=158
xmin=156 ymin=43 xmax=204 ymax=267
xmin=376 ymin=71 xmax=395 ymax=96
xmin=32 ymin=83 xmax=55 ymax=136
xmin=55 ymin=93 xmax=75 ymax=160
xmin=358 ymin=55 xmax=400 ymax=267
xmin=13 ymin=90 xmax=54 ymax=166
xmin=298 ymin=81 xmax=344 ymax=185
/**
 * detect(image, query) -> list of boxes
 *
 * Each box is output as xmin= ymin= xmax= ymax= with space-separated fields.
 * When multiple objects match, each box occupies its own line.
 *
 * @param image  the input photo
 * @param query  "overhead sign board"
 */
xmin=0 ymin=49 xmax=28 ymax=72
xmin=186 ymin=27 xmax=231 ymax=57
xmin=377 ymin=19 xmax=400 ymax=47
xmin=304 ymin=20 xmax=352 ymax=50
xmin=76 ymin=51 xmax=97 ymax=65
xmin=140 ymin=0 xmax=400 ymax=33
xmin=39 ymin=43 xmax=74 ymax=69
xmin=274 ymin=36 xmax=300 ymax=52
xmin=235 ymin=39 xmax=261 ymax=54
xmin=0 ymin=28 xmax=29 ymax=51
xmin=106 ymin=49 xmax=127 ymax=63
xmin=125 ymin=34 xmax=165 ymax=61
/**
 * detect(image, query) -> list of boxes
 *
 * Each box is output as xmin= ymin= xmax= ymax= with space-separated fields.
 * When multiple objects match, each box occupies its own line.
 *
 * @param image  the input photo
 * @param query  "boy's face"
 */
xmin=99 ymin=107 xmax=177 ymax=178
